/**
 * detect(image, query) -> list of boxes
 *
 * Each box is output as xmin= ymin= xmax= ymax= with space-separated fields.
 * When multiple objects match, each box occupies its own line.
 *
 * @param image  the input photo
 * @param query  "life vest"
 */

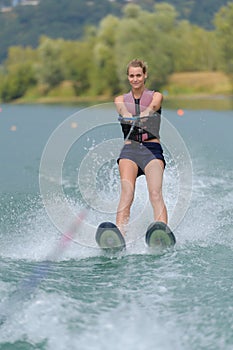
xmin=123 ymin=89 xmax=154 ymax=114
xmin=120 ymin=89 xmax=161 ymax=142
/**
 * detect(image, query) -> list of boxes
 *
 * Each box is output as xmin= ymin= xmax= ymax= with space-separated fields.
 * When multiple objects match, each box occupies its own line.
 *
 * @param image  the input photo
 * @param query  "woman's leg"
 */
xmin=144 ymin=159 xmax=168 ymax=224
xmin=116 ymin=159 xmax=138 ymax=235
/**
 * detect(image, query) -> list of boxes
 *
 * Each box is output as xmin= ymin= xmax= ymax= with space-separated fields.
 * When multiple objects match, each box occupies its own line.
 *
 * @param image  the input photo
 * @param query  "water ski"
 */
xmin=95 ymin=222 xmax=126 ymax=251
xmin=145 ymin=222 xmax=176 ymax=249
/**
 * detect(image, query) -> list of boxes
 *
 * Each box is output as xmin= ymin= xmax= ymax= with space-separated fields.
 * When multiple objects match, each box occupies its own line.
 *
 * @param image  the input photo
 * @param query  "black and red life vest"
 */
xmin=120 ymin=89 xmax=161 ymax=142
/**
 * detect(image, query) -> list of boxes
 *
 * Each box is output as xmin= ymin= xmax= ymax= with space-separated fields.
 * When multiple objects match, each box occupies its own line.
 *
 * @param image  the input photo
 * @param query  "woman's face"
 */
xmin=127 ymin=66 xmax=147 ymax=89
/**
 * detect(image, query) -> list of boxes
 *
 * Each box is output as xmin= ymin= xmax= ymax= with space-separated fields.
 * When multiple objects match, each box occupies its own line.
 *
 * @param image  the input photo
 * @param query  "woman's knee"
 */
xmin=149 ymin=188 xmax=163 ymax=205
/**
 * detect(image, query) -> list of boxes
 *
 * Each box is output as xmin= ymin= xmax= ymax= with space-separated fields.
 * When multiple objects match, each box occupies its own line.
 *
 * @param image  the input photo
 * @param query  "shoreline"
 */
xmin=1 ymin=71 xmax=231 ymax=107
xmin=9 ymin=92 xmax=233 ymax=105
xmin=6 ymin=93 xmax=232 ymax=112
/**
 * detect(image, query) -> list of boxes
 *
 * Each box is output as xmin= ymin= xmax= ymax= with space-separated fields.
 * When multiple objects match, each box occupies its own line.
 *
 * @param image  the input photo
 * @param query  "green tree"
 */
xmin=0 ymin=46 xmax=37 ymax=102
xmin=90 ymin=15 xmax=121 ymax=95
xmin=173 ymin=21 xmax=220 ymax=72
xmin=5 ymin=46 xmax=38 ymax=70
xmin=60 ymin=40 xmax=93 ymax=95
xmin=214 ymin=2 xmax=233 ymax=74
xmin=1 ymin=64 xmax=36 ymax=102
xmin=114 ymin=3 xmax=178 ymax=91
xmin=37 ymin=36 xmax=66 ymax=90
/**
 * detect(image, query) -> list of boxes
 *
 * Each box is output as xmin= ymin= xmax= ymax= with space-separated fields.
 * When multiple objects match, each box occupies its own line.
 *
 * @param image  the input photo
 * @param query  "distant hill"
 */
xmin=0 ymin=0 xmax=230 ymax=62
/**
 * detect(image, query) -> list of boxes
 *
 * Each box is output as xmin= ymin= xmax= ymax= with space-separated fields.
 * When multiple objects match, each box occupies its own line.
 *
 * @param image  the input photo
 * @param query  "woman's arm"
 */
xmin=114 ymin=95 xmax=133 ymax=117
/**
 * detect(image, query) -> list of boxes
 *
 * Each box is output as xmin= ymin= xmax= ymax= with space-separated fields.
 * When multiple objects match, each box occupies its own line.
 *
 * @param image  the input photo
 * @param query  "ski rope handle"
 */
xmin=118 ymin=115 xmax=157 ymax=142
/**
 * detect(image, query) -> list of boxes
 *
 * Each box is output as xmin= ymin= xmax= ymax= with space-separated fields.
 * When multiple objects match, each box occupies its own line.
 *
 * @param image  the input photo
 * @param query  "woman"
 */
xmin=115 ymin=59 xmax=167 ymax=235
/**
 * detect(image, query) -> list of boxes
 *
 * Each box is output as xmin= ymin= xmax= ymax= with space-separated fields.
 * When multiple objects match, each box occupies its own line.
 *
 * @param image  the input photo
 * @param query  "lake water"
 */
xmin=0 ymin=100 xmax=233 ymax=349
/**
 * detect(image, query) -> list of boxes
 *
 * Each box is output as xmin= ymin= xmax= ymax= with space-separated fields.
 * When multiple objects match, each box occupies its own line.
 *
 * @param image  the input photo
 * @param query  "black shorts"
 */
xmin=117 ymin=141 xmax=166 ymax=177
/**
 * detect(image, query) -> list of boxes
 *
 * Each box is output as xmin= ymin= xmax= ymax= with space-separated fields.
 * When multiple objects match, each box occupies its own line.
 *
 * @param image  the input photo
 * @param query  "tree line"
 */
xmin=0 ymin=2 xmax=232 ymax=102
xmin=0 ymin=0 xmax=230 ymax=63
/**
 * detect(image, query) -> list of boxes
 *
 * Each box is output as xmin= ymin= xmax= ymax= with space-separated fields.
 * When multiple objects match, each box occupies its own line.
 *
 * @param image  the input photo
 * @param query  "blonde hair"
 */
xmin=126 ymin=59 xmax=148 ymax=75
